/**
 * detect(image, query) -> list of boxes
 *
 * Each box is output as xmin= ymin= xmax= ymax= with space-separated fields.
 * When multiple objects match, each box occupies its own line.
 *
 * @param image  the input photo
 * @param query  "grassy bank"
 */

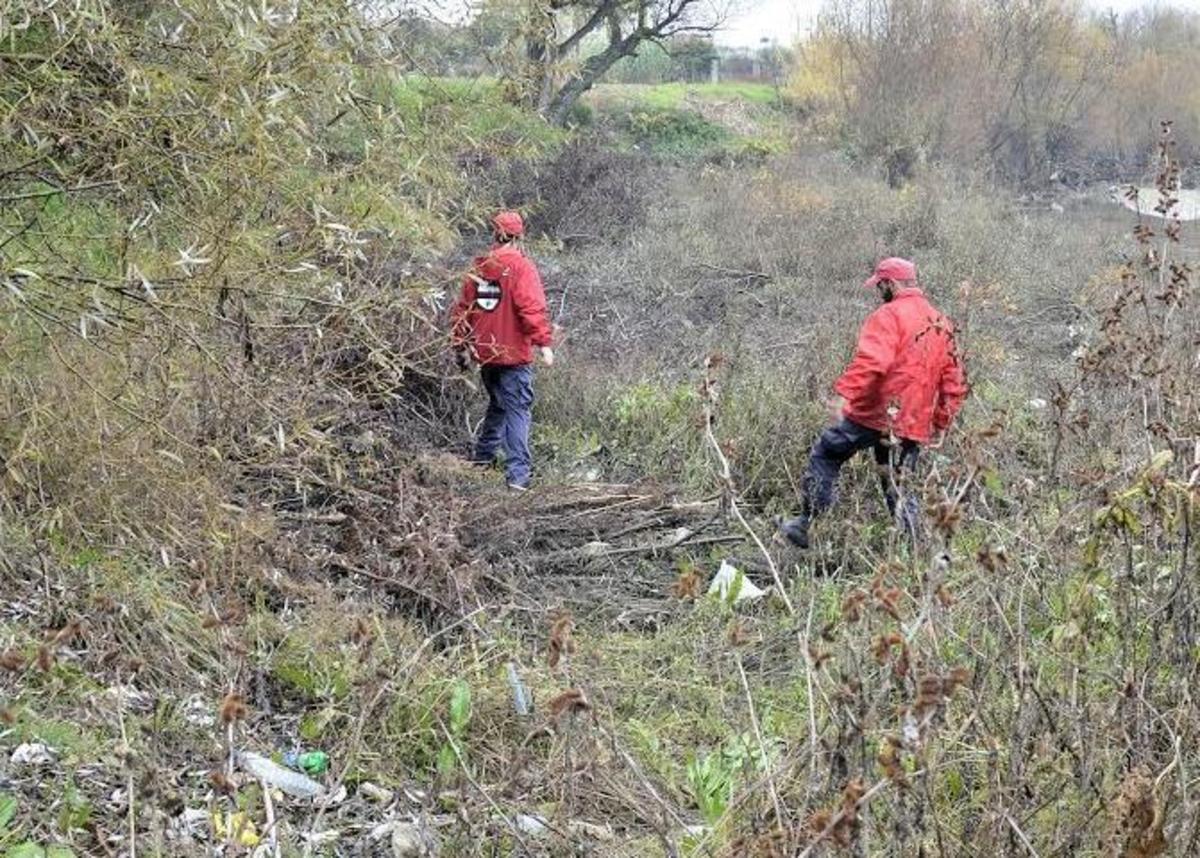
xmin=581 ymin=82 xmax=790 ymax=161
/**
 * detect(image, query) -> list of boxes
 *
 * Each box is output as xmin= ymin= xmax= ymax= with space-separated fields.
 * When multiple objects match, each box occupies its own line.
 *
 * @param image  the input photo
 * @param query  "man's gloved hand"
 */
xmin=540 ymin=346 xmax=555 ymax=367
xmin=454 ymin=349 xmax=471 ymax=371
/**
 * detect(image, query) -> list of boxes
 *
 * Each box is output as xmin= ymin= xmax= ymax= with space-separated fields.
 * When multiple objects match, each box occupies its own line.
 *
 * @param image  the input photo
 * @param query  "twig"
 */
xmin=700 ymin=386 xmax=794 ymax=614
xmin=573 ymin=532 xmax=744 ymax=560
xmin=598 ymin=723 xmax=690 ymax=831
xmin=699 ymin=356 xmax=825 ymax=792
xmin=1005 ymin=812 xmax=1042 ymax=857
xmin=0 ymin=179 xmax=118 ymax=201
xmin=796 ymin=774 xmax=918 ymax=858
xmin=734 ymin=652 xmax=785 ymax=825
xmin=694 ymin=262 xmax=771 ymax=281
xmin=116 ymin=678 xmax=137 ymax=858
xmin=302 ymin=605 xmax=490 ymax=856
xmin=439 ymin=722 xmax=532 ymax=854
xmin=224 ymin=720 xmax=236 ymax=852
xmin=802 ymin=592 xmax=819 ymax=783
xmin=261 ymin=779 xmax=282 ymax=858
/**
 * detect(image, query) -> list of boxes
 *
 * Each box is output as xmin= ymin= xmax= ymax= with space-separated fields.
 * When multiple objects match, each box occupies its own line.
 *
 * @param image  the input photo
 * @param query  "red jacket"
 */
xmin=451 ymin=244 xmax=552 ymax=366
xmin=833 ymin=287 xmax=967 ymax=443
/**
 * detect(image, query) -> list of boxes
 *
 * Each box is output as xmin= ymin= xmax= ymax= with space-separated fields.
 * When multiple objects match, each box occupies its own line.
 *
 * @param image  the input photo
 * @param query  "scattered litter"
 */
xmin=237 ymin=751 xmax=325 ymax=798
xmin=369 ymin=820 xmax=395 ymax=841
xmin=10 ymin=742 xmax=55 ymax=767
xmin=359 ymin=782 xmax=394 ymax=803
xmin=506 ymin=662 xmax=532 ymax=716
xmin=301 ymin=829 xmax=340 ymax=846
xmin=402 ymin=787 xmax=427 ymax=805
xmin=513 ymin=813 xmax=549 ymax=837
xmin=102 ymin=685 xmax=154 ymax=713
xmin=212 ymin=810 xmax=260 ymax=847
xmin=389 ymin=820 xmax=439 ymax=856
xmin=567 ymin=819 xmax=615 ymax=840
xmin=314 ymin=784 xmax=347 ymax=808
xmin=580 ymin=541 xmax=610 ymax=557
xmin=1028 ymin=398 xmax=1048 ymax=410
xmin=707 ymin=560 xmax=765 ymax=603
xmin=283 ymin=750 xmax=329 ymax=775
xmin=168 ymin=808 xmax=209 ymax=841
xmin=183 ymin=693 xmax=215 ymax=728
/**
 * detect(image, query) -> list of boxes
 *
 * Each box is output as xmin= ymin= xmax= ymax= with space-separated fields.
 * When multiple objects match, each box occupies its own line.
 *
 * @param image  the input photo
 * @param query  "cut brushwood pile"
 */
xmin=462 ymin=481 xmax=754 ymax=617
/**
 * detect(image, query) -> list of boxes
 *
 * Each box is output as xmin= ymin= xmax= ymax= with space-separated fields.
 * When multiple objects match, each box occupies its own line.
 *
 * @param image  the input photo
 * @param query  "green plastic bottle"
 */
xmin=283 ymin=750 xmax=329 ymax=775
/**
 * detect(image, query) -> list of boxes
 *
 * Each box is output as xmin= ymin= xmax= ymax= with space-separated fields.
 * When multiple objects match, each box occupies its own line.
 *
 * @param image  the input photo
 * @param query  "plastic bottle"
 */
xmin=237 ymin=751 xmax=325 ymax=798
xmin=283 ymin=750 xmax=330 ymax=775
xmin=506 ymin=662 xmax=532 ymax=716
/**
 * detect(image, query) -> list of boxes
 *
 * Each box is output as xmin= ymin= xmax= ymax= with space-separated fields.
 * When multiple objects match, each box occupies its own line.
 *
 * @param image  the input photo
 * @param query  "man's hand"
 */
xmin=454 ymin=349 xmax=471 ymax=371
xmin=540 ymin=346 xmax=555 ymax=367
xmin=828 ymin=395 xmax=848 ymax=424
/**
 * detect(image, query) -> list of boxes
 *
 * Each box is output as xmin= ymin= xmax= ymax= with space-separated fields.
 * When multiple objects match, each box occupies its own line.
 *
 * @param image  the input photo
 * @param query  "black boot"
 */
xmin=777 ymin=515 xmax=811 ymax=549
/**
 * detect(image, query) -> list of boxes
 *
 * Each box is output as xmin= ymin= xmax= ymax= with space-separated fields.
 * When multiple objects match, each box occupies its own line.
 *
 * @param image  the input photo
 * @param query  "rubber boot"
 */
xmin=777 ymin=515 xmax=810 ymax=549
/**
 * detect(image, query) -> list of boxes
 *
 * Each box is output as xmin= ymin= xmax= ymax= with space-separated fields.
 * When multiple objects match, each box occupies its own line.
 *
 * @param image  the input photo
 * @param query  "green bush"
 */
xmin=622 ymin=107 xmax=729 ymax=155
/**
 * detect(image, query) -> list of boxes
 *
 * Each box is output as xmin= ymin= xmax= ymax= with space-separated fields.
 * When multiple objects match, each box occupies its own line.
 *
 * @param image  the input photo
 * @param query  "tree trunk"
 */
xmin=545 ymin=32 xmax=641 ymax=125
xmin=525 ymin=4 xmax=557 ymax=113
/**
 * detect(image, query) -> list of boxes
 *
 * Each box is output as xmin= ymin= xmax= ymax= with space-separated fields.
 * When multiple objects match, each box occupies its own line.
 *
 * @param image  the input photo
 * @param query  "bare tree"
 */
xmin=817 ymin=0 xmax=1109 ymax=184
xmin=523 ymin=0 xmax=732 ymax=124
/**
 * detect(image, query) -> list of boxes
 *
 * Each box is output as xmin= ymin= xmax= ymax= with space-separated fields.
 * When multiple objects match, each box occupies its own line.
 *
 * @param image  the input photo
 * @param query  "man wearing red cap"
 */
xmin=778 ymin=257 xmax=967 ymax=548
xmin=451 ymin=211 xmax=554 ymax=490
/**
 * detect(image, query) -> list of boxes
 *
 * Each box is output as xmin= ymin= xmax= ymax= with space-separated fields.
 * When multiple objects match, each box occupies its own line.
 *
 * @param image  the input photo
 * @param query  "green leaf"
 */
xmin=724 ymin=571 xmax=744 ymax=607
xmin=1147 ymin=449 xmax=1173 ymax=475
xmin=1117 ymin=506 xmax=1142 ymax=535
xmin=299 ymin=707 xmax=337 ymax=742
xmin=1051 ymin=620 xmax=1081 ymax=646
xmin=45 ymin=847 xmax=74 ymax=858
xmin=56 ymin=783 xmax=90 ymax=834
xmin=436 ymin=743 xmax=458 ymax=777
xmin=449 ymin=681 xmax=471 ymax=735
xmin=0 ymin=795 xmax=17 ymax=833
xmin=5 ymin=843 xmax=45 ymax=858
xmin=943 ymin=768 xmax=964 ymax=800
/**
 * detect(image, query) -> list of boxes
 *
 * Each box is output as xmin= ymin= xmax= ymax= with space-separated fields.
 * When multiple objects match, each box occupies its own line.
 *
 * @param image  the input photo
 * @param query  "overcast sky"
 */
xmin=716 ymin=0 xmax=1196 ymax=47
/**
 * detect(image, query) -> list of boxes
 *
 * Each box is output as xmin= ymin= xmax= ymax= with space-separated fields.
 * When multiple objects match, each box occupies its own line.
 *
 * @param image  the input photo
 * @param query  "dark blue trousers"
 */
xmin=475 ymin=364 xmax=534 ymax=487
xmin=802 ymin=418 xmax=920 ymax=536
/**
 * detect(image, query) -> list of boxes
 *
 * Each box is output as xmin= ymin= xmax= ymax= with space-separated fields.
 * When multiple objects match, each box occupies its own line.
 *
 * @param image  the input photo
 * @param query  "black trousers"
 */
xmin=801 ymin=418 xmax=920 ymax=534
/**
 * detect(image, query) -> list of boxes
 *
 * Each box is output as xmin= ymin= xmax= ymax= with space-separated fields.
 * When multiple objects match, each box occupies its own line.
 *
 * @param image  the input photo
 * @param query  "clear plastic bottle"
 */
xmin=237 ymin=751 xmax=326 ymax=798
xmin=506 ymin=662 xmax=532 ymax=716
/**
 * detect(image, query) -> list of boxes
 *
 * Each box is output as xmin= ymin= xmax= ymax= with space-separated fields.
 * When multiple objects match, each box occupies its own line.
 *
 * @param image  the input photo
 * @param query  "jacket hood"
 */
xmin=475 ymin=244 xmax=521 ymax=280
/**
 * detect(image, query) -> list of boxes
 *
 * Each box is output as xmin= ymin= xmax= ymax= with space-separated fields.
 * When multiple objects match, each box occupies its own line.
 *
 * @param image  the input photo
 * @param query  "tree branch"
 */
xmin=542 ymin=0 xmax=723 ymax=123
xmin=557 ymin=0 xmax=620 ymax=56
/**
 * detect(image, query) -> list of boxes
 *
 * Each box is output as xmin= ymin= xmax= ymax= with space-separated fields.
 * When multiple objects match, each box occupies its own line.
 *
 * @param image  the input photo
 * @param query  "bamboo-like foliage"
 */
xmin=0 ymin=1 xmax=555 ymax=543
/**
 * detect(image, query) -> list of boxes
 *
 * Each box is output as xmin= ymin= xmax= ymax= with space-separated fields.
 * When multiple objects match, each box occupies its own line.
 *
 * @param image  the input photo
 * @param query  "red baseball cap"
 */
xmin=492 ymin=211 xmax=524 ymax=238
xmin=863 ymin=257 xmax=916 ymax=288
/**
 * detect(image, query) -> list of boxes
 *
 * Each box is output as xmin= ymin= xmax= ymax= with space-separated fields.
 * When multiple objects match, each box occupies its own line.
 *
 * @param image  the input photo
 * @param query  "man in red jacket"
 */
xmin=451 ymin=211 xmax=554 ymax=491
xmin=778 ymin=257 xmax=967 ymax=548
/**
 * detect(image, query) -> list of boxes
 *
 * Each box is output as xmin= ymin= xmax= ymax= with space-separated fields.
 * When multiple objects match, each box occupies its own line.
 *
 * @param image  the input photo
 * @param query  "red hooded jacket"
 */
xmin=833 ymin=287 xmax=967 ymax=444
xmin=451 ymin=243 xmax=553 ymax=366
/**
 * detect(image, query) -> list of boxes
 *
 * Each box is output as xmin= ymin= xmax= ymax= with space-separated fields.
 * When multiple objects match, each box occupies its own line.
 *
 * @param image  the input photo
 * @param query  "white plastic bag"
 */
xmin=707 ymin=560 xmax=765 ymax=603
